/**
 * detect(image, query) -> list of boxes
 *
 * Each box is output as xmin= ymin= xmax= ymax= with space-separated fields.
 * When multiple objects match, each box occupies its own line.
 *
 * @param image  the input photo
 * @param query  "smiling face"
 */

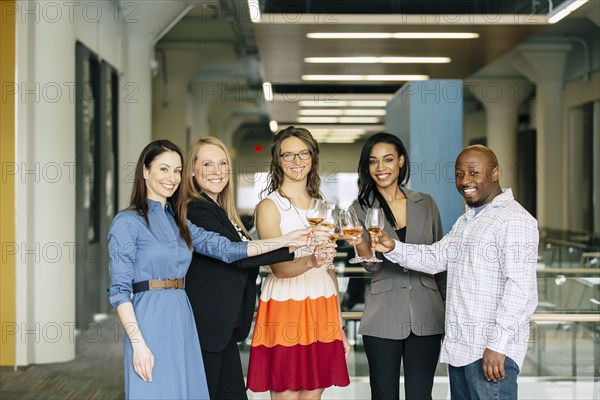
xmin=193 ymin=143 xmax=229 ymax=201
xmin=143 ymin=150 xmax=182 ymax=205
xmin=368 ymin=142 xmax=405 ymax=190
xmin=455 ymin=147 xmax=501 ymax=207
xmin=278 ymin=136 xmax=312 ymax=182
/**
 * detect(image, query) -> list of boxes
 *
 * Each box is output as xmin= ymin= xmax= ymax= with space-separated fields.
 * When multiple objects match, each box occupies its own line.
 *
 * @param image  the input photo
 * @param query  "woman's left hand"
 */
xmin=311 ymin=242 xmax=337 ymax=267
xmin=342 ymin=330 xmax=351 ymax=360
xmin=312 ymin=224 xmax=333 ymax=244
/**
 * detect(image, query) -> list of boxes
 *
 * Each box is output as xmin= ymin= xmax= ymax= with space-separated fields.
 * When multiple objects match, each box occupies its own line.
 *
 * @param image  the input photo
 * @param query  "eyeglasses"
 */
xmin=280 ymin=151 xmax=311 ymax=162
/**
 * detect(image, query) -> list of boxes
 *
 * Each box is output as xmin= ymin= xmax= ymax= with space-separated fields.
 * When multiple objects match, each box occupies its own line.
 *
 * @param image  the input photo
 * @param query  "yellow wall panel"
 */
xmin=0 ymin=0 xmax=16 ymax=366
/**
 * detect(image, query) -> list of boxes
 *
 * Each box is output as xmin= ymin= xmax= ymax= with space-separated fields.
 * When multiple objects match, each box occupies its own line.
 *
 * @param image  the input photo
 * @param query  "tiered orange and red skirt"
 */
xmin=247 ymin=267 xmax=350 ymax=392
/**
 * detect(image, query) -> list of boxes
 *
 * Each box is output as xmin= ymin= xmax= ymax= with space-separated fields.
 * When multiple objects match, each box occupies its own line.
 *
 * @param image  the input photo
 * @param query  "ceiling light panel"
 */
xmin=344 ymin=109 xmax=386 ymax=116
xmin=247 ymin=0 xmax=261 ymax=23
xmin=300 ymin=109 xmax=344 ymax=116
xmin=322 ymin=138 xmax=358 ymax=143
xmin=307 ymin=32 xmax=480 ymax=39
xmin=304 ymin=57 xmax=450 ymax=63
xmin=299 ymin=109 xmax=386 ymax=116
xmin=548 ymin=0 xmax=589 ymax=23
xmin=301 ymin=75 xmax=429 ymax=81
xmin=262 ymin=82 xmax=273 ymax=102
xmin=298 ymin=100 xmax=388 ymax=107
xmin=338 ymin=117 xmax=380 ymax=123
xmin=297 ymin=116 xmax=380 ymax=124
xmin=311 ymin=131 xmax=366 ymax=137
xmin=297 ymin=117 xmax=339 ymax=123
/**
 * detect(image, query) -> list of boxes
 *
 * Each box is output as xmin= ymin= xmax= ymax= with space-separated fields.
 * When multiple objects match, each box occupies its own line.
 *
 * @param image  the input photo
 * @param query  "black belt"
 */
xmin=133 ymin=278 xmax=185 ymax=293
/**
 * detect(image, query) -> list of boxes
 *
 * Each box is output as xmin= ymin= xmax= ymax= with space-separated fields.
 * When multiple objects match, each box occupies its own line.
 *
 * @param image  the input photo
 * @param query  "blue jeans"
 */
xmin=448 ymin=357 xmax=519 ymax=400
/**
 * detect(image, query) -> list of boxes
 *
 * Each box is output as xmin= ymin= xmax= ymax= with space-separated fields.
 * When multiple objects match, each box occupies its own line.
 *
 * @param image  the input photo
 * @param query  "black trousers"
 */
xmin=201 ymin=335 xmax=247 ymax=400
xmin=363 ymin=333 xmax=442 ymax=400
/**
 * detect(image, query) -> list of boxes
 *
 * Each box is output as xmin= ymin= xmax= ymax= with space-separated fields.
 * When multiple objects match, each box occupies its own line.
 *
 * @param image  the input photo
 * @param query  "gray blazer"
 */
xmin=353 ymin=188 xmax=446 ymax=340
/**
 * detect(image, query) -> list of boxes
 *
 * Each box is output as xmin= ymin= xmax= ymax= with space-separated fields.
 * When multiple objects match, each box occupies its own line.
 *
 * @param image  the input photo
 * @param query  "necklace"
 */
xmin=229 ymin=220 xmax=249 ymax=241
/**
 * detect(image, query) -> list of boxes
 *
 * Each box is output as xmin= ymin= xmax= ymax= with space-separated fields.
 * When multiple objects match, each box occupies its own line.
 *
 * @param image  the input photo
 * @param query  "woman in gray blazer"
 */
xmin=351 ymin=133 xmax=446 ymax=400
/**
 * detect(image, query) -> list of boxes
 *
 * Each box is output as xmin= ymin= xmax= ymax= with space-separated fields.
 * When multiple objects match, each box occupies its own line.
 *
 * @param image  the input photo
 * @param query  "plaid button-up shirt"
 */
xmin=384 ymin=189 xmax=538 ymax=369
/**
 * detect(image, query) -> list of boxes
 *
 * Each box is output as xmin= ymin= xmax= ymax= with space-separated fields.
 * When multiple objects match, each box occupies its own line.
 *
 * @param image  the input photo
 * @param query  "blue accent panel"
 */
xmin=385 ymin=80 xmax=464 ymax=234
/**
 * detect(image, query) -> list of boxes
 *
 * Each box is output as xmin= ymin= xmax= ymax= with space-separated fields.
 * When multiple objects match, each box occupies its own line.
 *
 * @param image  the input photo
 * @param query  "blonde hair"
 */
xmin=182 ymin=137 xmax=250 ymax=238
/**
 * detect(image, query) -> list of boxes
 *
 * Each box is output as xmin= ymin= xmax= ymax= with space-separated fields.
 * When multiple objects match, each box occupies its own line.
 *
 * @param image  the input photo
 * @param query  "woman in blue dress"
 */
xmin=107 ymin=140 xmax=310 ymax=399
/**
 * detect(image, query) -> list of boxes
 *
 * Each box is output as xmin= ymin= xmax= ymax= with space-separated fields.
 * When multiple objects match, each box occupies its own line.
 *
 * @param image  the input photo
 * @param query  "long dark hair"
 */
xmin=129 ymin=140 xmax=192 ymax=248
xmin=357 ymin=132 xmax=411 ymax=228
xmin=262 ymin=126 xmax=322 ymax=200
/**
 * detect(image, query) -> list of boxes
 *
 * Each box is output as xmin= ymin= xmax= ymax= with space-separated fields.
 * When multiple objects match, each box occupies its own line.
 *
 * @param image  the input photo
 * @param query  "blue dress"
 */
xmin=107 ymin=199 xmax=248 ymax=400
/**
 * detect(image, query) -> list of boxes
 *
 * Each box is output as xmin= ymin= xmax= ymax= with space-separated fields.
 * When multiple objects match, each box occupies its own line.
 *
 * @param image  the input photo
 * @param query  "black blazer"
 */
xmin=186 ymin=194 xmax=294 ymax=353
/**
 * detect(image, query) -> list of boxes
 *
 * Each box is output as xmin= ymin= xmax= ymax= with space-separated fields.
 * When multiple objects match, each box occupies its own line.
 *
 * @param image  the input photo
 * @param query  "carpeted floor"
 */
xmin=0 ymin=316 xmax=124 ymax=400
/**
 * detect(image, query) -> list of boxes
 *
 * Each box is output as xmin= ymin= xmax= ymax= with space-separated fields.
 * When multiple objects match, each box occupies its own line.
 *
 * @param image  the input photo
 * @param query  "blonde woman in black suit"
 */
xmin=349 ymin=132 xmax=446 ymax=400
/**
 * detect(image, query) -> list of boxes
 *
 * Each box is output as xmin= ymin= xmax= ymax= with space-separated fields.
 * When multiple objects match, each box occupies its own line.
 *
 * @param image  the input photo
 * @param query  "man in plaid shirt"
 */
xmin=372 ymin=145 xmax=538 ymax=399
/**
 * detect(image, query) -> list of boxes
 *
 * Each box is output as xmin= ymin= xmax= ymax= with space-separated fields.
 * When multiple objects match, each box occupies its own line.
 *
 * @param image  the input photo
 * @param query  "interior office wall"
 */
xmin=463 ymin=109 xmax=486 ymax=146
xmin=151 ymin=49 xmax=239 ymax=149
xmin=210 ymin=101 xmax=265 ymax=147
xmin=563 ymin=70 xmax=600 ymax=233
xmin=561 ymin=19 xmax=600 ymax=84
xmin=12 ymin=0 xmax=186 ymax=366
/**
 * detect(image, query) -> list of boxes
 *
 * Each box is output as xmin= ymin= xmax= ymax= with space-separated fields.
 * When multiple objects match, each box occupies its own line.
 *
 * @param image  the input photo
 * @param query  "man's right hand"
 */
xmin=370 ymin=230 xmax=396 ymax=253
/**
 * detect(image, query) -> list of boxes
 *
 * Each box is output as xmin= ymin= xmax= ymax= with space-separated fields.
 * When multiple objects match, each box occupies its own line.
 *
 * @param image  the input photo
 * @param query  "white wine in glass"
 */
xmin=306 ymin=199 xmax=326 ymax=227
xmin=339 ymin=208 xmax=366 ymax=264
xmin=365 ymin=207 xmax=385 ymax=263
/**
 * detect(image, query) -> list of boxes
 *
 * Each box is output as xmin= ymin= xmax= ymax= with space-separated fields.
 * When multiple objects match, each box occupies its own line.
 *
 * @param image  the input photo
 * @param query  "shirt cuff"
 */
xmin=486 ymin=325 xmax=510 ymax=355
xmin=236 ymin=241 xmax=249 ymax=261
xmin=383 ymin=240 xmax=403 ymax=264
xmin=109 ymin=292 xmax=132 ymax=308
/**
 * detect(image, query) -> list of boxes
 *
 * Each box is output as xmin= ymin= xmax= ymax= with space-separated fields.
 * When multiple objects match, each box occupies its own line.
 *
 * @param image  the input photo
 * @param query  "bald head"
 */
xmin=455 ymin=145 xmax=502 ymax=207
xmin=456 ymin=145 xmax=499 ymax=168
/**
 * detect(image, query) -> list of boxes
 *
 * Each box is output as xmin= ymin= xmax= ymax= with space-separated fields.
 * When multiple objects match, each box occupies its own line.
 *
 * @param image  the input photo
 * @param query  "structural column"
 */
xmin=191 ymin=81 xmax=218 ymax=140
xmin=467 ymin=80 xmax=533 ymax=198
xmin=510 ymin=44 xmax=571 ymax=229
xmin=0 ymin=0 xmax=16 ymax=367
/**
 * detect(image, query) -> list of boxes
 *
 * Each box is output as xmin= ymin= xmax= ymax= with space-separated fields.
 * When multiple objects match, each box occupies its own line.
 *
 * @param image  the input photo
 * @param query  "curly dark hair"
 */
xmin=262 ymin=126 xmax=322 ymax=201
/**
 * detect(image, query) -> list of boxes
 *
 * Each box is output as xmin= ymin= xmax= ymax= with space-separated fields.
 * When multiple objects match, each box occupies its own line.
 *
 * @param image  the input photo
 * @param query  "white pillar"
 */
xmin=22 ymin=5 xmax=78 ymax=365
xmin=191 ymin=81 xmax=217 ymax=140
xmin=467 ymin=80 xmax=533 ymax=197
xmin=510 ymin=44 xmax=571 ymax=229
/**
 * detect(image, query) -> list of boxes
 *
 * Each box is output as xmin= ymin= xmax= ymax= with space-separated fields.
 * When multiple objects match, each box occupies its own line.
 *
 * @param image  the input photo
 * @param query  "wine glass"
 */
xmin=306 ymin=198 xmax=326 ymax=227
xmin=339 ymin=208 xmax=366 ymax=264
xmin=365 ymin=208 xmax=385 ymax=263
xmin=322 ymin=203 xmax=339 ymax=269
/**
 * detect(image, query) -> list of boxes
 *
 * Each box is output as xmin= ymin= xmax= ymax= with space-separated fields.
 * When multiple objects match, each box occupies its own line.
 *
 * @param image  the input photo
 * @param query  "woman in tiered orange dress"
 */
xmin=247 ymin=126 xmax=350 ymax=400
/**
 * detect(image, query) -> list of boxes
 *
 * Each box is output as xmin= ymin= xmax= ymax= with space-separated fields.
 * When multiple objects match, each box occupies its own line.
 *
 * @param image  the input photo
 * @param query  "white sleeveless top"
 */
xmin=266 ymin=191 xmax=309 ymax=232
xmin=265 ymin=191 xmax=313 ymax=259
xmin=260 ymin=191 xmax=335 ymax=301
